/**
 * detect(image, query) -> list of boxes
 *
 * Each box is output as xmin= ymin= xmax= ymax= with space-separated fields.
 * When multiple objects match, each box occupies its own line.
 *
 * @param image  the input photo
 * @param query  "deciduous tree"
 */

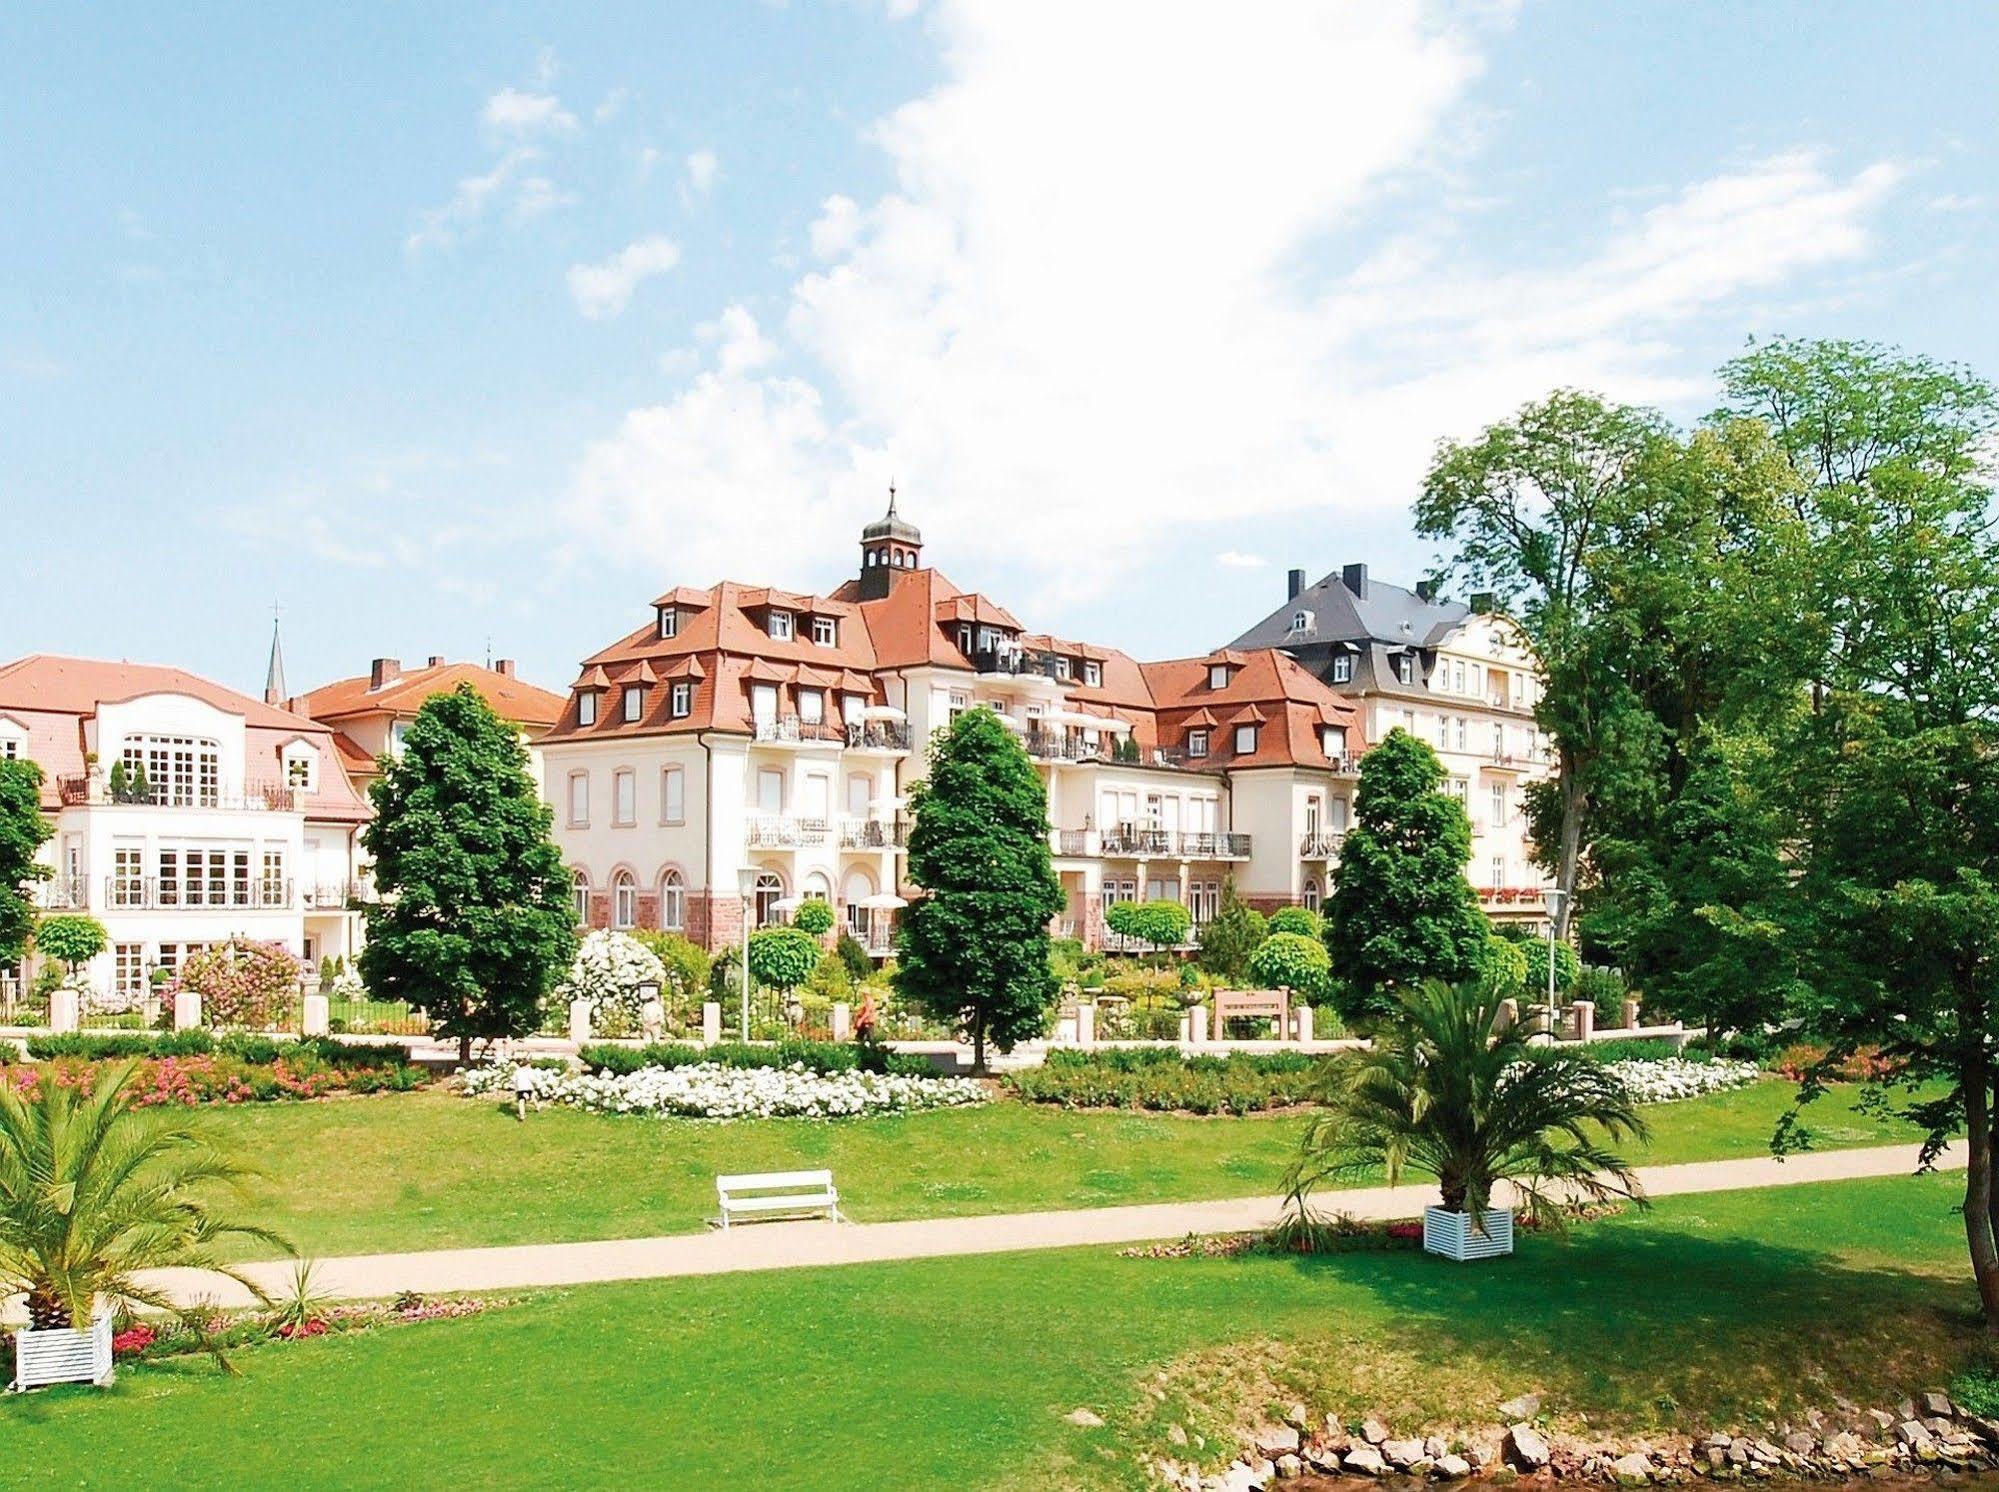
xmin=0 ymin=760 xmax=52 ymax=969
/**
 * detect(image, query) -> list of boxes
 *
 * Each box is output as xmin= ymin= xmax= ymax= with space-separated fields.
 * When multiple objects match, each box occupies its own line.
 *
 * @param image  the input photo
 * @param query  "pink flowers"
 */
xmin=112 ymin=1323 xmax=157 ymax=1356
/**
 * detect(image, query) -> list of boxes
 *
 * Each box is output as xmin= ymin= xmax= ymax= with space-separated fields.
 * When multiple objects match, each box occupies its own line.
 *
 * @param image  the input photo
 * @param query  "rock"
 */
xmin=1221 ymin=1463 xmax=1264 ymax=1492
xmin=1896 ymin=1421 xmax=1934 ymax=1449
xmin=1425 ymin=1435 xmax=1450 ymax=1461
xmin=1898 ymin=1400 xmax=1918 ymax=1423
xmin=1923 ymin=1392 xmax=1956 ymax=1419
xmin=1343 ymin=1445 xmax=1387 ymax=1478
xmin=1705 ymin=1446 xmax=1729 ymax=1472
xmin=1507 ymin=1423 xmax=1552 ymax=1470
xmin=1383 ymin=1439 xmax=1427 ymax=1469
xmin=1285 ymin=1403 xmax=1312 ymax=1429
xmin=1361 ymin=1417 xmax=1391 ymax=1445
xmin=1612 ymin=1452 xmax=1655 ymax=1486
xmin=1866 ymin=1409 xmax=1897 ymax=1432
xmin=1435 ymin=1454 xmax=1472 ymax=1480
xmin=1499 ymin=1392 xmax=1544 ymax=1421
xmin=1065 ymin=1407 xmax=1105 ymax=1428
xmin=1275 ymin=1454 xmax=1302 ymax=1480
xmin=1783 ymin=1432 xmax=1816 ymax=1455
xmin=1254 ymin=1427 xmax=1302 ymax=1459
xmin=1726 ymin=1439 xmax=1750 ymax=1467
xmin=1169 ymin=1424 xmax=1189 ymax=1447
xmin=1825 ymin=1432 xmax=1864 ymax=1461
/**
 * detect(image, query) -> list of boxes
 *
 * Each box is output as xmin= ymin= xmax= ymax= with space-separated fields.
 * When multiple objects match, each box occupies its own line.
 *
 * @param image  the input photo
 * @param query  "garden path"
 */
xmin=136 ymin=1139 xmax=1966 ymax=1308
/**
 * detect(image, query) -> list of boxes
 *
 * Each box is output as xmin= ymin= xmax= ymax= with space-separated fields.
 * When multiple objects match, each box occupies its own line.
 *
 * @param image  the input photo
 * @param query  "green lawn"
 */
xmin=0 ymin=1173 xmax=1978 ymax=1491
xmin=203 ymin=1076 xmax=1922 ymax=1259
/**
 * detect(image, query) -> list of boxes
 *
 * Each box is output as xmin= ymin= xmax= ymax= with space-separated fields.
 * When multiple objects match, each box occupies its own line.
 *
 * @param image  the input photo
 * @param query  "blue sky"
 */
xmin=4 ymin=2 xmax=1994 ymax=700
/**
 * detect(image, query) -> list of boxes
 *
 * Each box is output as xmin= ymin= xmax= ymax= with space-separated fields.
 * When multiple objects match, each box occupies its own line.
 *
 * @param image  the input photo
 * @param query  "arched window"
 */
xmin=659 ymin=869 xmax=684 ymax=931
xmin=613 ymin=870 xmax=637 ymax=929
xmin=754 ymin=870 xmax=784 ymax=927
xmin=842 ymin=866 xmax=875 ymax=938
xmin=1301 ymin=879 xmax=1321 ymax=913
xmin=571 ymin=870 xmax=590 ymax=925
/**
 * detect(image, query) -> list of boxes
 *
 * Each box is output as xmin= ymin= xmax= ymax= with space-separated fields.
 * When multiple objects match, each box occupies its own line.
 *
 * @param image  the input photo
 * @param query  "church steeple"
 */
xmin=263 ymin=606 xmax=287 ymax=707
xmin=858 ymin=483 xmax=923 ymax=599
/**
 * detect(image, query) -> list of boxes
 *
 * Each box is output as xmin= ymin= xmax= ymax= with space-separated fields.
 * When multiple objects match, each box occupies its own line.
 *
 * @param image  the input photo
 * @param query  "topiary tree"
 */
xmin=1195 ymin=879 xmax=1267 ymax=983
xmin=834 ymin=927 xmax=873 ymax=982
xmin=1248 ymin=931 xmax=1331 ymax=998
xmin=1521 ymin=936 xmax=1581 ymax=998
xmin=896 ymin=709 xmax=1064 ymax=1072
xmin=361 ymin=685 xmax=578 ymax=1064
xmin=1325 ymin=729 xmax=1490 ymax=1023
xmin=1479 ymin=933 xmax=1529 ymax=995
xmin=0 ymin=760 xmax=52 ymax=970
xmin=748 ymin=926 xmax=821 ymax=993
xmin=1104 ymin=898 xmax=1192 ymax=956
xmin=174 ymin=938 xmax=302 ymax=1030
xmin=559 ymin=929 xmax=669 ymax=1030
xmin=793 ymin=898 xmax=835 ymax=937
xmin=1267 ymin=905 xmax=1322 ymax=939
xmin=35 ymin=915 xmax=107 ymax=980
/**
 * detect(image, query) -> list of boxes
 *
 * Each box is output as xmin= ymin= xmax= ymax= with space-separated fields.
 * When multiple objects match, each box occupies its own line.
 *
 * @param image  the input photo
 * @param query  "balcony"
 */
xmin=1481 ymin=751 xmax=1528 ymax=773
xmin=302 ymin=880 xmax=378 ymax=911
xmin=752 ymin=715 xmax=848 ymax=747
xmin=58 ymin=776 xmax=296 ymax=812
xmin=1299 ymin=830 xmax=1345 ymax=859
xmin=972 ymin=646 xmax=1068 ymax=683
xmin=844 ymin=721 xmax=911 ymax=752
xmin=1325 ymin=754 xmax=1360 ymax=776
xmin=745 ymin=814 xmax=829 ymax=848
xmin=1052 ymin=828 xmax=1091 ymax=857
xmin=1178 ymin=831 xmax=1251 ymax=860
xmin=1099 ymin=825 xmax=1173 ymax=857
xmin=1024 ymin=728 xmax=1104 ymax=763
xmin=837 ymin=817 xmax=909 ymax=850
xmin=102 ymin=876 xmax=295 ymax=912
xmin=31 ymin=874 xmax=88 ymax=910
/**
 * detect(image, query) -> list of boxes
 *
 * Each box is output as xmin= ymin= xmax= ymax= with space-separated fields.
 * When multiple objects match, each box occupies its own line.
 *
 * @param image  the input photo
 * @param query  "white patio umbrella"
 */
xmin=859 ymin=892 xmax=909 ymax=910
xmin=858 ymin=704 xmax=908 ymax=722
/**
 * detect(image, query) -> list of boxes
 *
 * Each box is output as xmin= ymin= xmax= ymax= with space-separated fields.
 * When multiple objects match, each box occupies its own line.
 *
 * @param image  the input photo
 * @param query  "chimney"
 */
xmin=1286 ymin=568 xmax=1305 ymax=601
xmin=369 ymin=657 xmax=401 ymax=690
xmin=427 ymin=655 xmax=445 ymax=669
xmin=1470 ymin=590 xmax=1497 ymax=614
xmin=494 ymin=658 xmax=516 ymax=678
xmin=1341 ymin=563 xmax=1369 ymax=599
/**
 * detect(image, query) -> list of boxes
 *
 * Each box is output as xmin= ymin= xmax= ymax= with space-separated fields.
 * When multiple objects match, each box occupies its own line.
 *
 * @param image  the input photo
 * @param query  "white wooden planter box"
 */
xmin=10 ymin=1317 xmax=114 ymax=1392
xmin=1422 ymin=1206 xmax=1515 ymax=1261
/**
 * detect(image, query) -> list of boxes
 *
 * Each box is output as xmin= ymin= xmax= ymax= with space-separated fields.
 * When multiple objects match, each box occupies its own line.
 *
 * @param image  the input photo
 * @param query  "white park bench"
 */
xmin=715 ymin=1169 xmax=842 ymax=1229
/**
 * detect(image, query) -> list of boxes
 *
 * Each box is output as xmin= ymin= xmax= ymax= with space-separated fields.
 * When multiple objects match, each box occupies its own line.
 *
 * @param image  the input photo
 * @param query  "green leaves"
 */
xmin=0 ymin=758 xmax=52 ymax=966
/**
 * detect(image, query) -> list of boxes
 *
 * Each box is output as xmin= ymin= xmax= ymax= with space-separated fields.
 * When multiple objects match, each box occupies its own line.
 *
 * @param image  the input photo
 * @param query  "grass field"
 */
xmin=0 ymin=1173 xmax=1977 ymax=1491
xmin=200 ymin=1075 xmax=1925 ymax=1259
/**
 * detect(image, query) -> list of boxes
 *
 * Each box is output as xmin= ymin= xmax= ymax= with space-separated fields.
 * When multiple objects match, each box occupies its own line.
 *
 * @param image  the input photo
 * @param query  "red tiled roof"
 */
xmin=295 ymin=660 xmax=567 ymax=729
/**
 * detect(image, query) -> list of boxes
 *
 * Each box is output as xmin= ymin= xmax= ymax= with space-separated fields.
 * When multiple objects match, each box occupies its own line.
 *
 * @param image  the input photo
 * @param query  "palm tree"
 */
xmin=1285 ymin=979 xmax=1650 ymax=1228
xmin=0 ymin=1060 xmax=288 ymax=1333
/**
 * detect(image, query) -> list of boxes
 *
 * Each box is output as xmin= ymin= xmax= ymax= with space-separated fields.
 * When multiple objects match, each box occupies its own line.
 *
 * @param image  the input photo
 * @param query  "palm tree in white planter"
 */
xmin=0 ymin=1060 xmax=286 ymax=1379
xmin=1284 ymin=980 xmax=1648 ymax=1259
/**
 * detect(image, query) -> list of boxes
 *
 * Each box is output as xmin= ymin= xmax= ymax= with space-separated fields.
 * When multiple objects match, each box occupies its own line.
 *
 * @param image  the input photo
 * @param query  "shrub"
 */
xmin=28 ymin=1030 xmax=216 ymax=1060
xmin=835 ymin=929 xmax=873 ymax=982
xmin=173 ymin=939 xmax=303 ymax=1030
xmin=1196 ymin=882 xmax=1268 ymax=983
xmin=1247 ymin=932 xmax=1330 ymax=996
xmin=747 ymin=927 xmax=822 ymax=992
xmin=579 ymin=1038 xmax=928 ymax=1079
xmin=1521 ymin=937 xmax=1582 ymax=995
xmin=1578 ymin=1037 xmax=1696 ymax=1064
xmin=1266 ymin=906 xmax=1322 ymax=939
xmin=1010 ymin=1050 xmax=1325 ymax=1114
xmin=804 ymin=951 xmax=853 ymax=1002
xmin=558 ymin=929 xmax=670 ymax=1033
xmin=1478 ymin=933 xmax=1528 ymax=994
xmin=630 ymin=931 xmax=712 ymax=1005
xmin=792 ymin=898 xmax=835 ymax=937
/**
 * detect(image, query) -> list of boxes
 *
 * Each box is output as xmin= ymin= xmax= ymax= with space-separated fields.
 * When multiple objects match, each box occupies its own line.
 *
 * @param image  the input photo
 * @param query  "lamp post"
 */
xmin=736 ymin=867 xmax=759 ymax=1043
xmin=1542 ymin=885 xmax=1567 ymax=1037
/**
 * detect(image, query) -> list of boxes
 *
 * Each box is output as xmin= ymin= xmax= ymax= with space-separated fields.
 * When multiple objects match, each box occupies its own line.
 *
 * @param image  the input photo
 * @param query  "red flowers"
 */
xmin=112 ymin=1323 xmax=158 ymax=1356
xmin=276 ymin=1319 xmax=329 ymax=1340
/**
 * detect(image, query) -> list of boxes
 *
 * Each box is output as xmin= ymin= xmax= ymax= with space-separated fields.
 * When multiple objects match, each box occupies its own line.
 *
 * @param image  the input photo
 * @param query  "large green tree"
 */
xmin=1728 ymin=339 xmax=1999 ymax=1329
xmin=360 ymin=685 xmax=577 ymax=1064
xmin=1324 ymin=729 xmax=1488 ymax=1021
xmin=0 ymin=759 xmax=52 ymax=969
xmin=895 ymin=709 xmax=1064 ymax=1072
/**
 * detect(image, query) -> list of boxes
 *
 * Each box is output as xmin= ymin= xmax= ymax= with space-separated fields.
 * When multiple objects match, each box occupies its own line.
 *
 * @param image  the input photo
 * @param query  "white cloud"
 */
xmin=563 ymin=2 xmax=1908 ymax=609
xmin=482 ymin=86 xmax=578 ymax=138
xmin=683 ymin=149 xmax=719 ymax=203
xmin=406 ymin=147 xmax=544 ymax=253
xmin=701 ymin=303 xmax=777 ymax=374
xmin=567 ymin=235 xmax=681 ymax=319
xmin=1217 ymin=551 xmax=1267 ymax=570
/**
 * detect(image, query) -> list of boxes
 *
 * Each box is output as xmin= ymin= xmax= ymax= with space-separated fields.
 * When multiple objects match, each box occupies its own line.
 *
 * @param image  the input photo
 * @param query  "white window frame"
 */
xmin=1233 ymin=724 xmax=1258 ymax=755
xmin=622 ymin=686 xmax=644 ymax=723
xmin=670 ymin=681 xmax=693 ymax=718
xmin=613 ymin=768 xmax=636 ymax=827
xmin=767 ymin=611 xmax=794 ymax=642
xmin=1084 ymin=662 xmax=1102 ymax=687
xmin=578 ymin=691 xmax=598 ymax=727
xmin=1208 ymin=664 xmax=1230 ymax=689
xmin=660 ymin=870 xmax=684 ymax=930
xmin=811 ymin=615 xmax=837 ymax=647
xmin=612 ymin=871 xmax=637 ymax=929
xmin=567 ymin=771 xmax=589 ymax=828
xmin=1187 ymin=729 xmax=1208 ymax=758
xmin=1331 ymin=654 xmax=1353 ymax=684
xmin=660 ymin=766 xmax=685 ymax=825
xmin=658 ymin=607 xmax=678 ymax=639
xmin=571 ymin=870 xmax=590 ymax=924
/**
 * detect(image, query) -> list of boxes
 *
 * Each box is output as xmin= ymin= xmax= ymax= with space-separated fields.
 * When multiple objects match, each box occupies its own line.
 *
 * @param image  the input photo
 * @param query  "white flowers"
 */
xmin=1603 ymin=1056 xmax=1759 ymax=1104
xmin=461 ymin=1060 xmax=988 ymax=1120
xmin=555 ymin=930 xmax=670 ymax=1026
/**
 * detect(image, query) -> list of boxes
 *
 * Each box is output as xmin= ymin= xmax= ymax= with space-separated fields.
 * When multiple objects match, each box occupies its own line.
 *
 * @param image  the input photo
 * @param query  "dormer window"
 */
xmin=1054 ymin=657 xmax=1071 ymax=680
xmin=768 ymin=611 xmax=794 ymax=642
xmin=1208 ymin=664 xmax=1231 ymax=689
xmin=658 ymin=608 xmax=678 ymax=640
xmin=1084 ymin=662 xmax=1102 ymax=687
xmin=812 ymin=616 xmax=837 ymax=647
xmin=0 ymin=718 xmax=24 ymax=761
xmin=1321 ymin=726 xmax=1347 ymax=759
xmin=283 ymin=744 xmax=318 ymax=792
xmin=1233 ymin=724 xmax=1258 ymax=755
xmin=1188 ymin=729 xmax=1209 ymax=758
xmin=670 ymin=681 xmax=694 ymax=718
xmin=1396 ymin=654 xmax=1415 ymax=685
xmin=1331 ymin=654 xmax=1353 ymax=684
xmin=1290 ymin=609 xmax=1314 ymax=634
xmin=578 ymin=690 xmax=599 ymax=726
xmin=957 ymin=624 xmax=974 ymax=654
xmin=622 ymin=686 xmax=645 ymax=723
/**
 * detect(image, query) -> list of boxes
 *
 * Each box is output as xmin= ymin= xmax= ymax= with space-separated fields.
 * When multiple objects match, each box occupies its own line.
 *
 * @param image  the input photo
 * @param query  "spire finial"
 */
xmin=264 ymin=603 xmax=287 ymax=707
xmin=887 ymin=478 xmax=897 ymax=517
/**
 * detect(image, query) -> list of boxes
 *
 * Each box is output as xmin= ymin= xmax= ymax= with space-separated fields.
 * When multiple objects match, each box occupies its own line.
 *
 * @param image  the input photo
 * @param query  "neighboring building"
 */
xmin=1227 ymin=563 xmax=1556 ymax=922
xmin=289 ymin=654 xmax=567 ymax=793
xmin=0 ymin=653 xmax=373 ymax=1001
xmin=541 ymin=496 xmax=1369 ymax=954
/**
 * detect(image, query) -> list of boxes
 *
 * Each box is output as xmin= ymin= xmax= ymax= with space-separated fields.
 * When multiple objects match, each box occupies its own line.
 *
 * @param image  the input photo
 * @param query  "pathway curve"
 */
xmin=142 ymin=1140 xmax=1965 ymax=1309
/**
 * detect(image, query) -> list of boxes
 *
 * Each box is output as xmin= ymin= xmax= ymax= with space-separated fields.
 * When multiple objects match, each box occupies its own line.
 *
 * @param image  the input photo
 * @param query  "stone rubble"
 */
xmin=1202 ymin=1382 xmax=1999 ymax=1489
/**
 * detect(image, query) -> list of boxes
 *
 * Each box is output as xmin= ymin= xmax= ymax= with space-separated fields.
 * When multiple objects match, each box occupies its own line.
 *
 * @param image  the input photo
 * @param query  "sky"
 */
xmin=4 ymin=1 xmax=1996 ymax=701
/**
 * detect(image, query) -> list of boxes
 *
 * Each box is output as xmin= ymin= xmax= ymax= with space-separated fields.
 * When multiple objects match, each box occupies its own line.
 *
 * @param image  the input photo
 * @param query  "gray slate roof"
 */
xmin=1226 ymin=565 xmax=1471 ymax=697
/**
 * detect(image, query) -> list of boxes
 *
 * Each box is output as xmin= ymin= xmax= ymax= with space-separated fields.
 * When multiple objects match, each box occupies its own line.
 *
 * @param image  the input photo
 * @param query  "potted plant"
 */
xmin=1283 ymin=979 xmax=1648 ymax=1261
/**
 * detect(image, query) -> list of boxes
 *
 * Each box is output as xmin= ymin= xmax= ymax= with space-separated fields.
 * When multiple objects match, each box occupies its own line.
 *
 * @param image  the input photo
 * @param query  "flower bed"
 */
xmin=1006 ymin=1049 xmax=1325 ymax=1115
xmin=5 ymin=1037 xmax=428 ymax=1106
xmin=1601 ymin=1055 xmax=1759 ymax=1103
xmin=578 ymin=1038 xmax=933 ymax=1079
xmin=462 ymin=1060 xmax=987 ymax=1119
